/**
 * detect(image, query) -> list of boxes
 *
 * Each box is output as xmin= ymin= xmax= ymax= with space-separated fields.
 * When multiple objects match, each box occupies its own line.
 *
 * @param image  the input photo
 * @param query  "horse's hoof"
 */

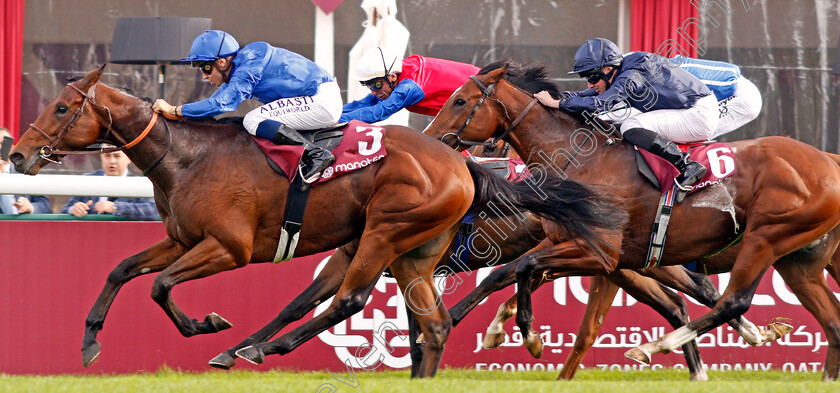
xmin=483 ymin=331 xmax=506 ymax=349
xmin=416 ymin=333 xmax=426 ymax=344
xmin=235 ymin=346 xmax=265 ymax=365
xmin=690 ymin=369 xmax=709 ymax=381
xmin=82 ymin=341 xmax=102 ymax=368
xmin=209 ymin=352 xmax=236 ymax=369
xmin=764 ymin=321 xmax=793 ymax=342
xmin=206 ymin=312 xmax=233 ymax=332
xmin=525 ymin=334 xmax=544 ymax=359
xmin=625 ymin=347 xmax=651 ymax=364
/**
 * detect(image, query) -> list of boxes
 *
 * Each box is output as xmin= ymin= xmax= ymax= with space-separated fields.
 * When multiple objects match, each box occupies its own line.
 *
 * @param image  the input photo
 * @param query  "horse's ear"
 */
xmin=485 ymin=64 xmax=509 ymax=84
xmin=75 ymin=66 xmax=105 ymax=89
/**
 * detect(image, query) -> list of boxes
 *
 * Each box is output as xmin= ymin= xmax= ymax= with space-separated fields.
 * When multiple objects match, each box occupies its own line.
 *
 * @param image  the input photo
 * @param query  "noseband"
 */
xmin=27 ymin=83 xmax=158 ymax=163
xmin=440 ymin=75 xmax=538 ymax=151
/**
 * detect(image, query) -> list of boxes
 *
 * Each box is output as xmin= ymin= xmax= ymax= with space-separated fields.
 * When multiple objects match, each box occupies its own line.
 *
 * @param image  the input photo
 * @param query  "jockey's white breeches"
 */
xmin=243 ymin=81 xmax=343 ymax=134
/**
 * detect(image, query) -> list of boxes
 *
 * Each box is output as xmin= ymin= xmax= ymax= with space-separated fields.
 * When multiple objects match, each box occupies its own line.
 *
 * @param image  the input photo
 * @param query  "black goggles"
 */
xmin=189 ymin=61 xmax=214 ymax=75
xmin=583 ymin=70 xmax=604 ymax=84
xmin=360 ymin=78 xmax=386 ymax=91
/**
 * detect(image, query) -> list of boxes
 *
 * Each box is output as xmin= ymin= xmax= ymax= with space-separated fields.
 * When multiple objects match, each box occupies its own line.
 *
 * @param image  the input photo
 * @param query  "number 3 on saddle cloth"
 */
xmin=635 ymin=142 xmax=738 ymax=268
xmin=250 ymin=119 xmax=387 ymax=184
xmin=249 ymin=119 xmax=388 ymax=263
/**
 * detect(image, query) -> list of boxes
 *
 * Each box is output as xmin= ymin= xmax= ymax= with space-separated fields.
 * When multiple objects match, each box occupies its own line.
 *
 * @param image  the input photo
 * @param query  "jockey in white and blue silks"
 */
xmin=534 ymin=38 xmax=714 ymax=197
xmin=152 ymin=30 xmax=342 ymax=184
xmin=598 ymin=55 xmax=762 ymax=139
xmin=671 ymin=55 xmax=762 ymax=138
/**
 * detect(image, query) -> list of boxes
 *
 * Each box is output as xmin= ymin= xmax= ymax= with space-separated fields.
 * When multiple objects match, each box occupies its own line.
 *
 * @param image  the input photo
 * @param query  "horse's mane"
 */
xmin=478 ymin=60 xmax=562 ymax=97
xmin=478 ymin=60 xmax=611 ymax=129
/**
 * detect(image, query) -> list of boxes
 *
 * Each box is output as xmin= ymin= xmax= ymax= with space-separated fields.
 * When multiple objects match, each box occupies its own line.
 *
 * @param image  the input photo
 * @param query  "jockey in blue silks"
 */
xmin=596 ymin=55 xmax=763 ymax=139
xmin=534 ymin=38 xmax=717 ymax=199
xmin=152 ymin=30 xmax=342 ymax=184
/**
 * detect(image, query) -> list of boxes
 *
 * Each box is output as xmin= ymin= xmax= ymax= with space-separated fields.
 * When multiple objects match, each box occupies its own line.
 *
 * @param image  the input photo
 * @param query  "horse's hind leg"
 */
xmin=150 ymin=236 xmax=246 ymax=338
xmin=774 ymin=260 xmax=840 ymax=380
xmin=390 ymin=256 xmax=452 ymax=378
xmin=208 ymin=241 xmax=357 ymax=369
xmin=82 ymin=238 xmax=185 ymax=367
xmin=406 ymin=306 xmax=424 ymax=378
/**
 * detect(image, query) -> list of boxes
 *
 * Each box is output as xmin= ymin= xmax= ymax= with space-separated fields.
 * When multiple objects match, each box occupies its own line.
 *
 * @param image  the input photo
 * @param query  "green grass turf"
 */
xmin=1 ymin=368 xmax=835 ymax=393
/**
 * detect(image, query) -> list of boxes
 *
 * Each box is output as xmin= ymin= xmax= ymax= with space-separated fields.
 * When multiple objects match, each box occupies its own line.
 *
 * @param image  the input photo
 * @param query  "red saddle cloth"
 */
xmin=250 ymin=120 xmax=388 ymax=184
xmin=638 ymin=142 xmax=737 ymax=195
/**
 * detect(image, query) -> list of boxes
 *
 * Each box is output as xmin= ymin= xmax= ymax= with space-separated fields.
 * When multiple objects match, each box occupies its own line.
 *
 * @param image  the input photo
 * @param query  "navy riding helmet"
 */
xmin=568 ymin=38 xmax=623 ymax=76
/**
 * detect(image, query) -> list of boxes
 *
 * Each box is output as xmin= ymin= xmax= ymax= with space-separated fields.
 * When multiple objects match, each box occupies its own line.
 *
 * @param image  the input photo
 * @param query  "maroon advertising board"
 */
xmin=0 ymin=221 xmax=833 ymax=375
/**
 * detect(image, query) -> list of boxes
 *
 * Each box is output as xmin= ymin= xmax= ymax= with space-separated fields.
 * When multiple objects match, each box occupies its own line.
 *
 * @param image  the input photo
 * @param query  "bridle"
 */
xmin=439 ymin=75 xmax=538 ymax=152
xmin=27 ymin=82 xmax=161 ymax=165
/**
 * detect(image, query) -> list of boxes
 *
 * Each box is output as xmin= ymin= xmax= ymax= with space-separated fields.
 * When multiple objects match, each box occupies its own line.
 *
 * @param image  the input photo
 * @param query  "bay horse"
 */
xmin=9 ymin=65 xmax=623 ymax=377
xmin=423 ymin=61 xmax=840 ymax=381
xmin=212 ymin=168 xmax=788 ymax=381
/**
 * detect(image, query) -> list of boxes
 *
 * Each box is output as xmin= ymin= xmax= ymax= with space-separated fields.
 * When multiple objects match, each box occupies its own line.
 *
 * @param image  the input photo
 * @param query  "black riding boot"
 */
xmin=258 ymin=120 xmax=335 ymax=184
xmin=623 ymin=128 xmax=706 ymax=202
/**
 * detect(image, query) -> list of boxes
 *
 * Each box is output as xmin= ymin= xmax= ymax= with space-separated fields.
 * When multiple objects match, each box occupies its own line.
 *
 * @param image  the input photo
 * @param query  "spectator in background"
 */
xmin=0 ymin=127 xmax=52 ymax=215
xmin=61 ymin=146 xmax=159 ymax=220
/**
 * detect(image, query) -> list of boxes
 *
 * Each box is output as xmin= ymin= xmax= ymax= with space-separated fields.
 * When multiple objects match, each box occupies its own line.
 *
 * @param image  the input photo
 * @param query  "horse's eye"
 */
xmin=56 ymin=105 xmax=68 ymax=115
xmin=454 ymin=98 xmax=466 ymax=106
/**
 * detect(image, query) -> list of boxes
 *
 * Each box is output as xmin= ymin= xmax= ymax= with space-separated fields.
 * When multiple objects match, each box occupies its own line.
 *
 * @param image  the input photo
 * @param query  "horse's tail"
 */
xmin=465 ymin=159 xmax=627 ymax=263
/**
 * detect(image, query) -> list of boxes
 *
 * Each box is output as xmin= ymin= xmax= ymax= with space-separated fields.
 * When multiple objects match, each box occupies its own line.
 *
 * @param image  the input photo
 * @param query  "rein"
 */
xmin=28 ymin=83 xmax=160 ymax=163
xmin=441 ymin=75 xmax=538 ymax=152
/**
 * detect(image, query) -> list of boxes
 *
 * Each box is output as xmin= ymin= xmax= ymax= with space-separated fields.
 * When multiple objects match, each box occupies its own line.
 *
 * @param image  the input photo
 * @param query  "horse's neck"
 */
xmin=510 ymin=106 xmax=632 ymax=176
xmin=100 ymin=87 xmax=177 ymax=185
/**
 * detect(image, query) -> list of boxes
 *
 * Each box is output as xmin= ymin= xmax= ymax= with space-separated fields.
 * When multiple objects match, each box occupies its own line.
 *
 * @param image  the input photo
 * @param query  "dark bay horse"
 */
xmin=423 ymin=61 xmax=840 ymax=381
xmin=10 ymin=65 xmax=623 ymax=377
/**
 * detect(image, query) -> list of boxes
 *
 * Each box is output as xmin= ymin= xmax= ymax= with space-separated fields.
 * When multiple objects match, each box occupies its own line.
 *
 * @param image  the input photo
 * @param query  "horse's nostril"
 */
xmin=9 ymin=152 xmax=24 ymax=166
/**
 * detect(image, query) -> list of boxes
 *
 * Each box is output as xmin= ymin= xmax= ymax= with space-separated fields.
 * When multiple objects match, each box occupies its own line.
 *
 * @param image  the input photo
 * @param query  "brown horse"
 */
xmin=210 ymin=167 xmax=787 ymax=381
xmin=423 ymin=61 xmax=840 ymax=381
xmin=9 ymin=65 xmax=624 ymax=377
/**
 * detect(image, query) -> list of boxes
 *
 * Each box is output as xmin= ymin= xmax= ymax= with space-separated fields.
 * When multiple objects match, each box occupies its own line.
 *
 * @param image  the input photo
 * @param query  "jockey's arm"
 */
xmin=339 ymin=81 xmax=424 ymax=123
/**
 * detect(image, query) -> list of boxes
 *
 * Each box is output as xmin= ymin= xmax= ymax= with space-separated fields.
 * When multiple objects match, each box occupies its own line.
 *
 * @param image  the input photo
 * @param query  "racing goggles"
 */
xmin=360 ymin=78 xmax=386 ymax=91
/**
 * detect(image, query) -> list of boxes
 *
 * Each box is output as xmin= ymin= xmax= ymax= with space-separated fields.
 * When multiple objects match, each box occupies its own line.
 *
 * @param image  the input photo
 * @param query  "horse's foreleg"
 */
xmin=641 ymin=266 xmax=790 ymax=346
xmin=449 ymin=261 xmax=518 ymax=327
xmin=608 ymin=270 xmax=707 ymax=381
xmin=449 ymin=238 xmax=554 ymax=327
xmin=775 ymin=260 xmax=840 ymax=381
xmin=626 ymin=240 xmax=778 ymax=365
xmin=208 ymin=242 xmax=356 ymax=369
xmin=514 ymin=239 xmax=617 ymax=354
xmin=82 ymin=238 xmax=185 ymax=367
xmin=557 ymin=275 xmax=620 ymax=380
xmin=481 ymin=274 xmax=552 ymax=358
xmin=150 ymin=236 xmax=244 ymax=338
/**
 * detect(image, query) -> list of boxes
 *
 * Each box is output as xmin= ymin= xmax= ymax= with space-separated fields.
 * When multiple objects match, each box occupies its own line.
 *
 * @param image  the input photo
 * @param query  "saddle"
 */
xmin=635 ymin=141 xmax=737 ymax=195
xmin=253 ymin=120 xmax=389 ymax=263
xmin=263 ymin=124 xmax=346 ymax=176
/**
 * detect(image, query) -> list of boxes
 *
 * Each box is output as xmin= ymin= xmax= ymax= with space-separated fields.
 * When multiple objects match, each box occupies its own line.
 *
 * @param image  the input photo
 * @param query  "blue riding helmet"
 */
xmin=181 ymin=30 xmax=240 ymax=63
xmin=568 ymin=38 xmax=623 ymax=75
